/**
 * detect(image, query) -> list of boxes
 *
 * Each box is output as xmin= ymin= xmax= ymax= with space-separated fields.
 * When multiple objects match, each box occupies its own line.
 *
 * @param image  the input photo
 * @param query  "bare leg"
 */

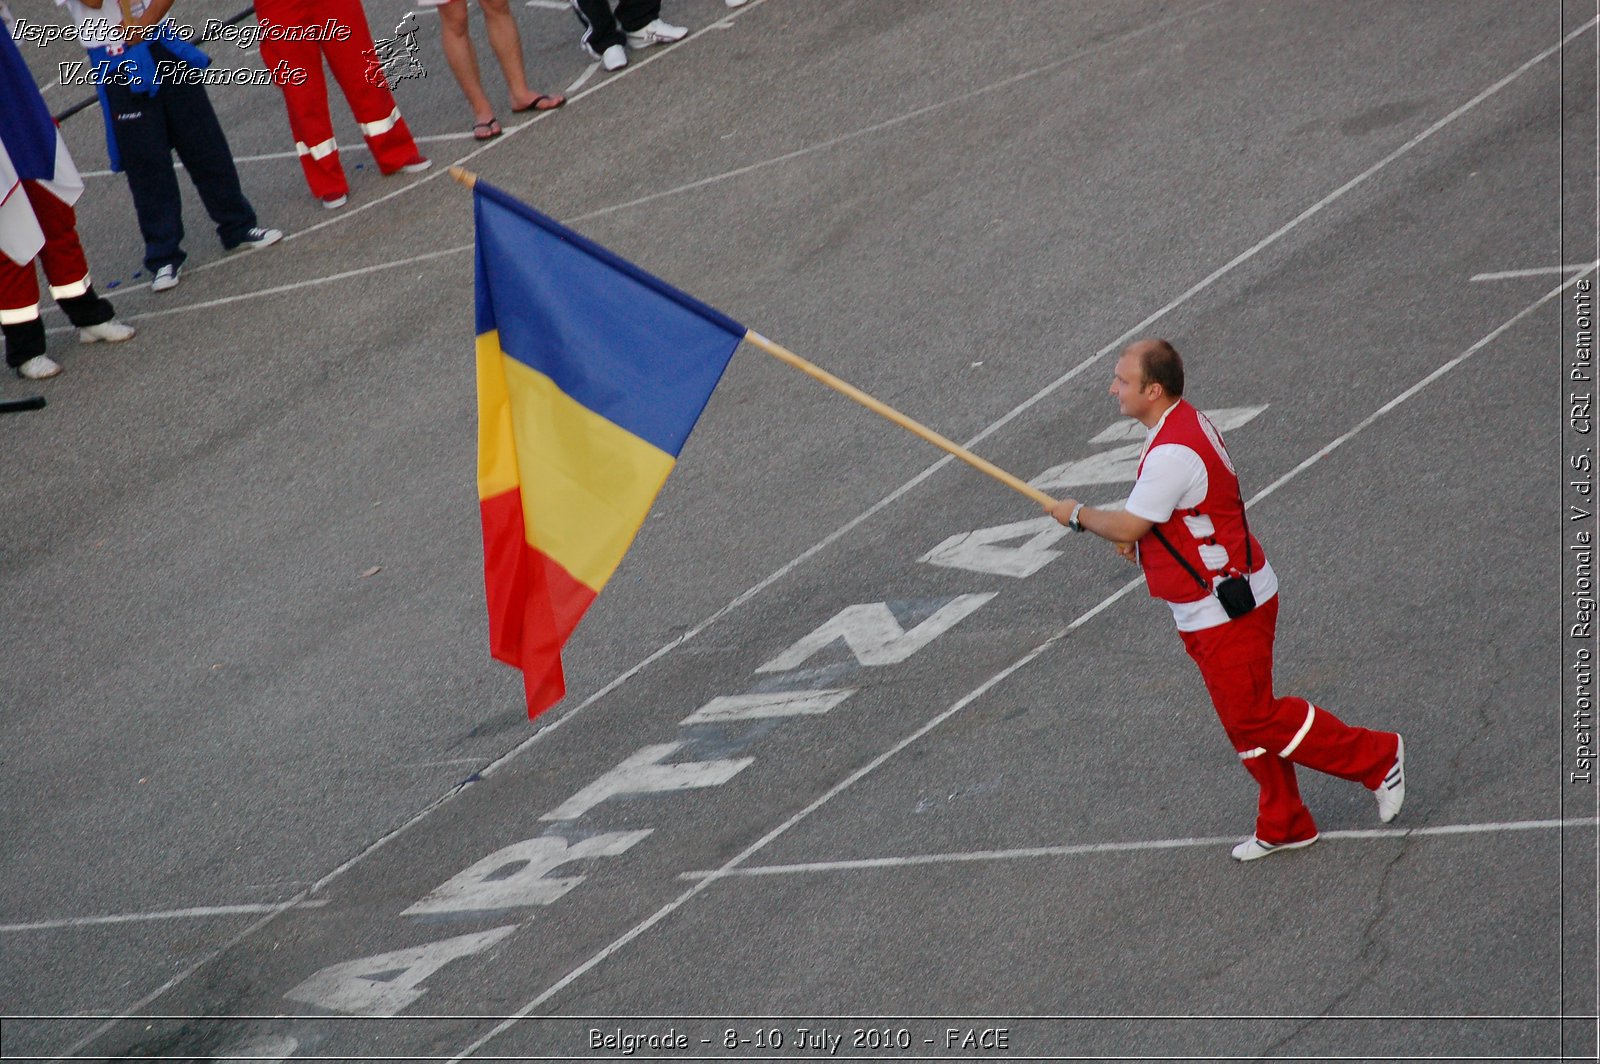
xmin=438 ymin=0 xmax=495 ymax=124
xmin=476 ymin=0 xmax=539 ymax=109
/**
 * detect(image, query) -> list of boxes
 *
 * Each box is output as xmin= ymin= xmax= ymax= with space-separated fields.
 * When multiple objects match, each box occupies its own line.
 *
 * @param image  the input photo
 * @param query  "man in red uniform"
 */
xmin=1050 ymin=339 xmax=1405 ymax=861
xmin=256 ymin=0 xmax=431 ymax=208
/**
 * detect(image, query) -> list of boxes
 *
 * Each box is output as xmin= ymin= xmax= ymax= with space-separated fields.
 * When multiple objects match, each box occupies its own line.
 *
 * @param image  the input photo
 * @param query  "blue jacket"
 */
xmin=87 ymin=22 xmax=211 ymax=172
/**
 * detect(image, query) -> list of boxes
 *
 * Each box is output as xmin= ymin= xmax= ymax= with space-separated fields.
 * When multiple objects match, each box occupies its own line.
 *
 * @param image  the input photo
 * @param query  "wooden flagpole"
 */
xmin=449 ymin=166 xmax=1055 ymax=509
xmin=740 ymin=331 xmax=1055 ymax=507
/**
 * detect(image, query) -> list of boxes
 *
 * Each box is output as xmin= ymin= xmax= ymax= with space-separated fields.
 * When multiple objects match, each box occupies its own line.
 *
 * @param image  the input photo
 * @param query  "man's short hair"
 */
xmin=1138 ymin=340 xmax=1184 ymax=398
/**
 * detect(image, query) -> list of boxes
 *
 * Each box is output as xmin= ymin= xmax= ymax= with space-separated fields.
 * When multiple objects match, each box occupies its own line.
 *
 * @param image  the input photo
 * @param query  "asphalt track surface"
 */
xmin=1 ymin=1 xmax=1597 ymax=1061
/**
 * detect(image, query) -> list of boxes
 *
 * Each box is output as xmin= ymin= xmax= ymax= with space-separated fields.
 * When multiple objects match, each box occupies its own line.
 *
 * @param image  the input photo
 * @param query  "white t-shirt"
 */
xmin=54 ymin=0 xmax=152 ymax=49
xmin=1123 ymin=405 xmax=1278 ymax=631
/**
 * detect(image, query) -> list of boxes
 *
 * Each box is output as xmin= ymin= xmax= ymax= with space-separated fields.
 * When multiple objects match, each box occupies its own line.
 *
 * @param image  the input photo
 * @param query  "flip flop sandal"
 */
xmin=472 ymin=118 xmax=502 ymax=140
xmin=512 ymin=93 xmax=566 ymax=113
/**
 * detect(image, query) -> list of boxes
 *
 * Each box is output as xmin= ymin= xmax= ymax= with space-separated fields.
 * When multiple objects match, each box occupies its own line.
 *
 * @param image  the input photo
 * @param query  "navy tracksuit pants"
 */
xmin=569 ymin=0 xmax=661 ymax=52
xmin=102 ymin=44 xmax=259 ymax=272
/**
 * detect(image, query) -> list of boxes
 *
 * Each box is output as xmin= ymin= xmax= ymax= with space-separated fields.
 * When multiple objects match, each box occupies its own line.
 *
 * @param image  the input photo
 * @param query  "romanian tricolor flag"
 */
xmin=473 ymin=182 xmax=745 ymax=717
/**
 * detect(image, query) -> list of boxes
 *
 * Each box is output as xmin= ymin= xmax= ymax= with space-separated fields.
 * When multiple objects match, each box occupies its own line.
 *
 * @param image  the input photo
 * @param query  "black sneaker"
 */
xmin=228 ymin=227 xmax=284 ymax=252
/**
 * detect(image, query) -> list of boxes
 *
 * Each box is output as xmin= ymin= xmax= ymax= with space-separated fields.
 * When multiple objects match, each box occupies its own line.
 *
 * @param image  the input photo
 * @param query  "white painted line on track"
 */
xmin=560 ymin=1 xmax=1227 ymax=227
xmin=676 ymin=818 xmax=1600 ymax=880
xmin=444 ymin=265 xmax=1597 ymax=1062
xmin=1246 ymin=268 xmax=1595 ymax=507
xmin=75 ymin=131 xmax=523 ymax=180
xmin=452 ymin=9 xmax=1599 ymax=802
xmin=45 ymin=244 xmax=471 ymax=336
xmin=255 ymin=8 xmax=750 ymax=257
xmin=1471 ymin=264 xmax=1599 ymax=281
xmin=53 ymin=1 xmax=1208 ymax=317
xmin=0 ymin=901 xmax=329 ymax=934
xmin=565 ymin=59 xmax=599 ymax=96
xmin=63 ymin=11 xmax=703 ymax=308
xmin=54 ymin=0 xmax=1188 ymax=307
xmin=33 ymin=1 xmax=1256 ymax=315
xmin=442 ymin=584 xmax=1141 ymax=1063
xmin=49 ymin=15 xmax=1596 ymax=1061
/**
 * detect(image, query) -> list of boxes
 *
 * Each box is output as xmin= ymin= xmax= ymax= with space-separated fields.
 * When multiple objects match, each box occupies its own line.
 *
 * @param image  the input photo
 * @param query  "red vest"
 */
xmin=1136 ymin=401 xmax=1266 ymax=603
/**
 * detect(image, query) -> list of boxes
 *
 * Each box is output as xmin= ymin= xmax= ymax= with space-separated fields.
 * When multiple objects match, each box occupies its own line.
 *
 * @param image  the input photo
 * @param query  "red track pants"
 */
xmin=1180 ymin=596 xmax=1399 ymax=845
xmin=257 ymin=0 xmax=423 ymax=200
xmin=0 ymin=182 xmax=91 ymax=323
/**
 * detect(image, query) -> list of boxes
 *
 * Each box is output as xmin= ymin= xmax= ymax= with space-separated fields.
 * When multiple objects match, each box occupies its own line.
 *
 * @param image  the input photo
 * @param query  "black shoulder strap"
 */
xmin=1238 ymin=488 xmax=1254 ymax=571
xmin=1148 ymin=525 xmax=1210 ymax=591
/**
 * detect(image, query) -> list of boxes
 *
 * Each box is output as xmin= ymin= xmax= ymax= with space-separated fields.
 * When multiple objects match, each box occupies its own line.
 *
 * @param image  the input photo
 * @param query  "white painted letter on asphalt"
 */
xmin=680 ymin=689 xmax=856 ymax=725
xmin=919 ymin=516 xmax=1068 ymax=578
xmin=213 ymin=1036 xmax=299 ymax=1064
xmin=1029 ymin=442 xmax=1143 ymax=491
xmin=403 ymin=830 xmax=654 ymax=916
xmin=284 ymin=925 xmax=518 ymax=1015
xmin=1086 ymin=406 xmax=1269 ymax=445
xmin=1035 ymin=407 xmax=1269 ymax=490
xmin=541 ymin=742 xmax=754 ymax=821
xmin=755 ymin=594 xmax=996 ymax=674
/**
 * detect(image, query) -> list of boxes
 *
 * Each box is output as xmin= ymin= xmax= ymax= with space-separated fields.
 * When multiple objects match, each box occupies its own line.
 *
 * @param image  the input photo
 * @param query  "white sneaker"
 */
xmin=625 ymin=18 xmax=687 ymax=48
xmin=725 ymin=0 xmax=750 ymax=6
xmin=78 ymin=320 xmax=136 ymax=344
xmin=1375 ymin=735 xmax=1405 ymax=823
xmin=16 ymin=354 xmax=62 ymax=379
xmin=599 ymin=43 xmax=627 ymax=70
xmin=150 ymin=263 xmax=182 ymax=292
xmin=398 ymin=157 xmax=432 ymax=173
xmin=322 ymin=193 xmax=348 ymax=210
xmin=1231 ymin=834 xmax=1318 ymax=862
xmin=228 ymin=226 xmax=284 ymax=252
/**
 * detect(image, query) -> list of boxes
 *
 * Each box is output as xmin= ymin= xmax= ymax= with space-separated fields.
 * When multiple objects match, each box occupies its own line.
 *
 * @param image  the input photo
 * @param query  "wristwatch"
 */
xmin=1067 ymin=502 xmax=1085 ymax=532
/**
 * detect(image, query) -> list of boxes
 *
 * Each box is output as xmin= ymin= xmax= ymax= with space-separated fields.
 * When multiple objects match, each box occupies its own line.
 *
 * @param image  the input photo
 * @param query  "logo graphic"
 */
xmin=366 ymin=12 xmax=425 ymax=86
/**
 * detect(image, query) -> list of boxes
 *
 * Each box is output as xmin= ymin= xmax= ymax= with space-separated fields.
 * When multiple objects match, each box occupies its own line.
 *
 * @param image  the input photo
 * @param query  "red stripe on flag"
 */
xmin=479 ymin=488 xmax=597 ymax=718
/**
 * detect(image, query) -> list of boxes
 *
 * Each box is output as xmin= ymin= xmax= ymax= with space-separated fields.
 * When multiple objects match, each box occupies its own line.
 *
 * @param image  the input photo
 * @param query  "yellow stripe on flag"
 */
xmin=477 ymin=333 xmax=521 ymax=499
xmin=477 ymin=330 xmax=676 ymax=593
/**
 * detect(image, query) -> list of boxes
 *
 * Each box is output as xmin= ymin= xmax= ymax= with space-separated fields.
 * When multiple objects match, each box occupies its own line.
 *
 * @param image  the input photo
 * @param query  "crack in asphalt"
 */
xmin=1259 ymin=838 xmax=1411 ymax=1058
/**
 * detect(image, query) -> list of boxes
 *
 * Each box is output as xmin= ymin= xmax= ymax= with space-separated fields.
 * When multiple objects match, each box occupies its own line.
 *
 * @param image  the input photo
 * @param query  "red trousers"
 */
xmin=256 ymin=0 xmax=423 ymax=199
xmin=0 ymin=182 xmax=91 ymax=324
xmin=1180 ymin=596 xmax=1399 ymax=845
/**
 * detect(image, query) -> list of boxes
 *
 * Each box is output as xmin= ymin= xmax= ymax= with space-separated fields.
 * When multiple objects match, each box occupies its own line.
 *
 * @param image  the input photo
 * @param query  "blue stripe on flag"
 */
xmin=472 ymin=182 xmax=744 ymax=457
xmin=0 ymin=22 xmax=61 ymax=182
